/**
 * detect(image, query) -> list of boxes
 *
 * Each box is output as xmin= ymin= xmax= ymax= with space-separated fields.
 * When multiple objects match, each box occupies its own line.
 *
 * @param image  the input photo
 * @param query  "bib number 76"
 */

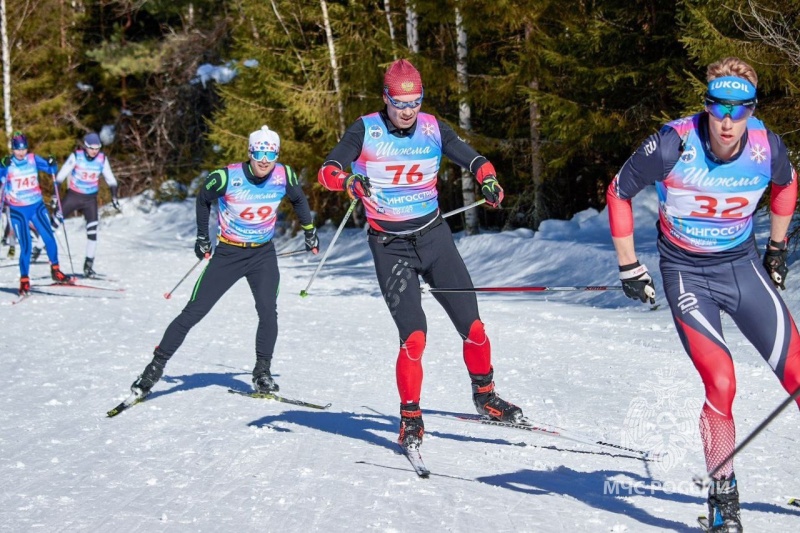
xmin=387 ymin=164 xmax=423 ymax=184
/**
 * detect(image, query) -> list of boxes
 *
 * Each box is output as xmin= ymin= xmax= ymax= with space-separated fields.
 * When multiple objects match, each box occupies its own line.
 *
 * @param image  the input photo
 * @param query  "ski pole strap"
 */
xmin=421 ymin=285 xmax=623 ymax=293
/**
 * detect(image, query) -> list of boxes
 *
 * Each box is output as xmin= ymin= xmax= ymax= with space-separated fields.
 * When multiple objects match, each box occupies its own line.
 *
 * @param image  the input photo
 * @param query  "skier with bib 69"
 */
xmin=318 ymin=59 xmax=524 ymax=452
xmin=126 ymin=126 xmax=319 ymax=400
xmin=607 ymin=57 xmax=800 ymax=532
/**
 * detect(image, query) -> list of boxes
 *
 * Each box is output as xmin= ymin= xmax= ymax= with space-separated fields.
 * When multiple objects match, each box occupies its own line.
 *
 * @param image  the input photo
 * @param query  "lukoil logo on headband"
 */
xmin=709 ymin=80 xmax=751 ymax=93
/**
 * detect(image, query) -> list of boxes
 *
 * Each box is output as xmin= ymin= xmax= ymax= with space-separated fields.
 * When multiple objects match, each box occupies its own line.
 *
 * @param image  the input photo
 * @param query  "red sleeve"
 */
xmin=318 ymin=164 xmax=349 ymax=192
xmin=606 ymin=175 xmax=634 ymax=238
xmin=771 ymin=169 xmax=797 ymax=216
xmin=474 ymin=162 xmax=496 ymax=184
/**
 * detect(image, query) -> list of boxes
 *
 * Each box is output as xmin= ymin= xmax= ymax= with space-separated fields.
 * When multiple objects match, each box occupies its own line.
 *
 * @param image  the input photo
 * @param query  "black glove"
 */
xmin=763 ymin=240 xmax=789 ymax=290
xmin=111 ymin=197 xmax=121 ymax=211
xmin=304 ymin=227 xmax=319 ymax=254
xmin=344 ymin=173 xmax=372 ymax=200
xmin=50 ymin=197 xmax=59 ymax=211
xmin=194 ymin=235 xmax=212 ymax=259
xmin=1 ymin=155 xmax=10 ymax=167
xmin=47 ymin=155 xmax=56 ymax=167
xmin=480 ymin=176 xmax=504 ymax=208
xmin=619 ymin=261 xmax=656 ymax=304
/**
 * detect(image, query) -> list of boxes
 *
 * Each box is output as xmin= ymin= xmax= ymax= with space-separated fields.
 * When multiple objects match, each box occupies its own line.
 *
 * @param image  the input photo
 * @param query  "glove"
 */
xmin=1 ymin=155 xmax=10 ymax=167
xmin=480 ymin=176 xmax=504 ymax=208
xmin=194 ymin=235 xmax=212 ymax=259
xmin=47 ymin=155 xmax=56 ymax=167
xmin=619 ymin=261 xmax=656 ymax=304
xmin=344 ymin=173 xmax=372 ymax=200
xmin=763 ymin=240 xmax=789 ymax=290
xmin=111 ymin=197 xmax=121 ymax=211
xmin=304 ymin=227 xmax=319 ymax=254
xmin=50 ymin=197 xmax=59 ymax=211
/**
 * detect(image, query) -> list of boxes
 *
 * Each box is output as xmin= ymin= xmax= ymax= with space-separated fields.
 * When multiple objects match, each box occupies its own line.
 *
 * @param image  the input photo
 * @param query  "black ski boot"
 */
xmin=470 ymin=368 xmax=524 ymax=423
xmin=7 ymin=245 xmax=15 ymax=259
xmin=398 ymin=403 xmax=424 ymax=449
xmin=252 ymin=372 xmax=279 ymax=393
xmin=130 ymin=349 xmax=169 ymax=398
xmin=706 ymin=473 xmax=743 ymax=532
xmin=83 ymin=257 xmax=96 ymax=278
xmin=31 ymin=246 xmax=42 ymax=262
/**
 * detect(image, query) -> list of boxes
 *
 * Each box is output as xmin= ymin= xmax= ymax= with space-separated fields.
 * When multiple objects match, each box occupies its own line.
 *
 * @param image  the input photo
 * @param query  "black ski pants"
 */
xmin=158 ymin=242 xmax=280 ymax=366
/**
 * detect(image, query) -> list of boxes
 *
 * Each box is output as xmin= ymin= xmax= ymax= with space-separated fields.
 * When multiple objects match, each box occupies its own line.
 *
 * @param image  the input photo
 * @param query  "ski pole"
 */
xmin=693 ymin=384 xmax=800 ymax=488
xmin=421 ymin=284 xmax=623 ymax=293
xmin=300 ymin=198 xmax=358 ymax=297
xmin=52 ymin=176 xmax=76 ymax=276
xmin=277 ymin=248 xmax=308 ymax=258
xmin=441 ymin=198 xmax=486 ymax=219
xmin=164 ymin=257 xmax=206 ymax=299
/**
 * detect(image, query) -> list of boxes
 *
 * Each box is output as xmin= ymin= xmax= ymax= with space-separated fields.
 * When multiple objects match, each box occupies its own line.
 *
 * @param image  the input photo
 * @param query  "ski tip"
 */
xmin=789 ymin=498 xmax=800 ymax=508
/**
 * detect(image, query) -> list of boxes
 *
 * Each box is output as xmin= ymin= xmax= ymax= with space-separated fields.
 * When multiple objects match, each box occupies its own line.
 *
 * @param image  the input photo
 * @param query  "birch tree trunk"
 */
xmin=320 ymin=0 xmax=345 ymax=138
xmin=383 ymin=0 xmax=397 ymax=60
xmin=455 ymin=3 xmax=478 ymax=234
xmin=405 ymin=0 xmax=419 ymax=53
xmin=0 ymin=0 xmax=10 ymax=148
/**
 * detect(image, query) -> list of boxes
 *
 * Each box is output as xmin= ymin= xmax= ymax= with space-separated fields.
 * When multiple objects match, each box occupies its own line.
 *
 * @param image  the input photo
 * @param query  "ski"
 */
xmin=106 ymin=392 xmax=148 ymax=417
xmin=697 ymin=516 xmax=710 ymax=531
xmin=435 ymin=413 xmax=656 ymax=459
xmin=789 ymin=498 xmax=800 ymax=508
xmin=226 ymin=389 xmax=331 ymax=410
xmin=45 ymin=281 xmax=125 ymax=292
xmin=10 ymin=293 xmax=31 ymax=305
xmin=398 ymin=443 xmax=430 ymax=478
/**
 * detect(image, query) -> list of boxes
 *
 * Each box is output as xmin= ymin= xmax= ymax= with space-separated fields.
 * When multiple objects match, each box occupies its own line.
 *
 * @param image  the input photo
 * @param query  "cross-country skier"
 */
xmin=127 ymin=126 xmax=319 ymax=398
xmin=317 ymin=59 xmax=524 ymax=451
xmin=607 ymin=57 xmax=800 ymax=533
xmin=0 ymin=132 xmax=70 ymax=295
xmin=55 ymin=132 xmax=120 ymax=278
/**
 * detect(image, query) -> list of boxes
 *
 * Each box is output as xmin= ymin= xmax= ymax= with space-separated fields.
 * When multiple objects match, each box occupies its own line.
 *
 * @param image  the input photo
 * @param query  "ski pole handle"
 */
xmin=164 ymin=257 xmax=206 ymax=299
xmin=300 ymin=198 xmax=358 ymax=297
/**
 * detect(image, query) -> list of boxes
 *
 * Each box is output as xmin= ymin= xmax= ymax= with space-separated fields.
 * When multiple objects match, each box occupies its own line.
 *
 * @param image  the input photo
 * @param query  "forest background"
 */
xmin=3 ymin=0 xmax=800 ymax=235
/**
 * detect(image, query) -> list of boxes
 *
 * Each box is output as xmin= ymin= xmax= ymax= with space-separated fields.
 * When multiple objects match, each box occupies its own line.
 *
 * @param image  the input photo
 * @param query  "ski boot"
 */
xmin=471 ymin=368 xmax=524 ymax=423
xmin=130 ymin=349 xmax=169 ymax=398
xmin=50 ymin=264 xmax=71 ymax=284
xmin=7 ymin=245 xmax=15 ymax=259
xmin=83 ymin=257 xmax=96 ymax=278
xmin=706 ymin=473 xmax=743 ymax=532
xmin=398 ymin=403 xmax=425 ymax=449
xmin=31 ymin=246 xmax=42 ymax=262
xmin=252 ymin=372 xmax=279 ymax=393
xmin=19 ymin=276 xmax=30 ymax=296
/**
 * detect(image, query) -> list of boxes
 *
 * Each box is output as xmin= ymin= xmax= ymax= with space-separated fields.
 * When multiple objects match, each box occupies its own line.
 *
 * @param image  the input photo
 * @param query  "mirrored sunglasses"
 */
xmin=85 ymin=144 xmax=101 ymax=150
xmin=384 ymin=88 xmax=424 ymax=110
xmin=251 ymin=150 xmax=279 ymax=162
xmin=705 ymin=97 xmax=755 ymax=121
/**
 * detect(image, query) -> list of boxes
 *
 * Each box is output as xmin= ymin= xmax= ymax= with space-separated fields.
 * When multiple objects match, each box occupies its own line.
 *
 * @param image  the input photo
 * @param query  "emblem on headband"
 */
xmin=401 ymin=81 xmax=416 ymax=92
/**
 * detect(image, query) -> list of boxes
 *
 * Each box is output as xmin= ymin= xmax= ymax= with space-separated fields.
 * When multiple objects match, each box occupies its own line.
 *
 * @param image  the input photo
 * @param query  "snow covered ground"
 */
xmin=2 ymin=190 xmax=799 ymax=532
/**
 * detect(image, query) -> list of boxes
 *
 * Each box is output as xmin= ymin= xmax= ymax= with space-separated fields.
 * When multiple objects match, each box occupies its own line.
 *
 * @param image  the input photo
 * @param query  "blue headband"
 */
xmin=707 ymin=76 xmax=756 ymax=102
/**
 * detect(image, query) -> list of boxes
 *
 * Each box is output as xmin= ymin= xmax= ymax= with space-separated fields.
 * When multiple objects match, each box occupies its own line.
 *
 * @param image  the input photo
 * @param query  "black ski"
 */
xmin=435 ymin=413 xmax=656 ymax=459
xmin=398 ymin=443 xmax=430 ymax=478
xmin=789 ymin=498 xmax=800 ymax=508
xmin=227 ymin=389 xmax=331 ymax=410
xmin=107 ymin=392 xmax=148 ymax=417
